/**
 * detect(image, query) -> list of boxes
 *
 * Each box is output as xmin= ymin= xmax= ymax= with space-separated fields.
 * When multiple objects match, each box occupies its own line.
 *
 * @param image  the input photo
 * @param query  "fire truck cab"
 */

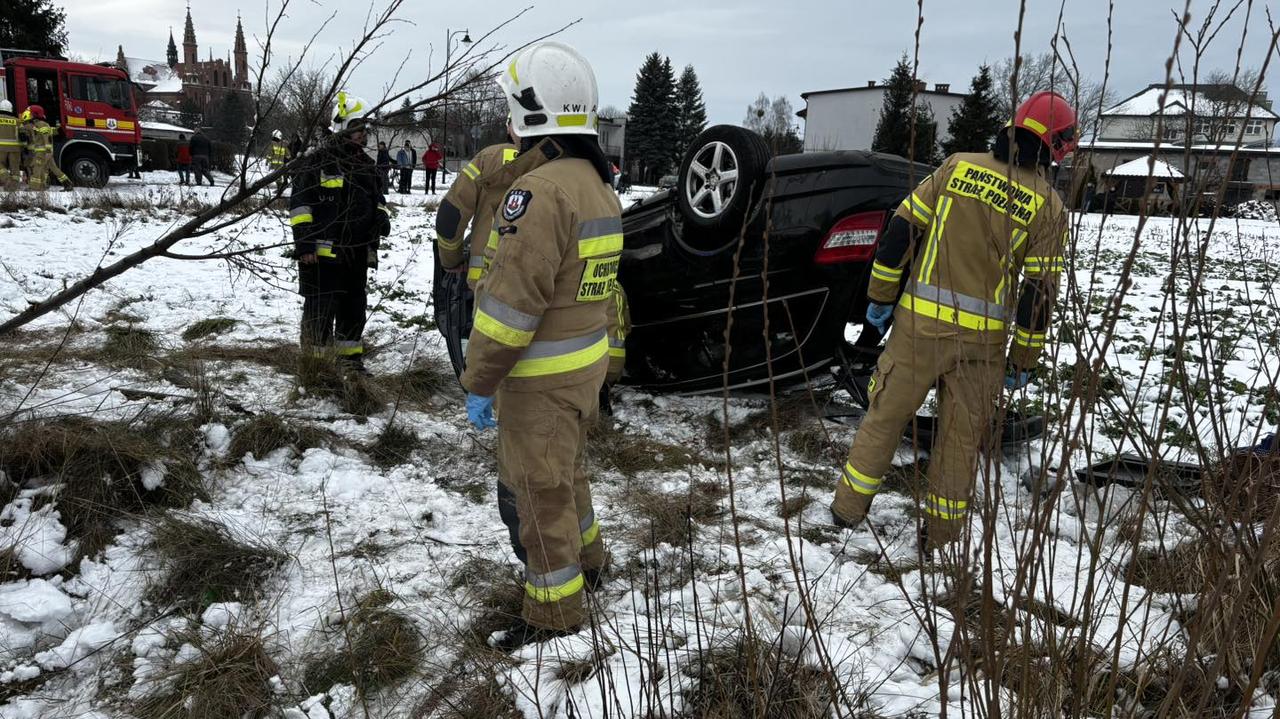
xmin=1 ymin=50 xmax=141 ymax=188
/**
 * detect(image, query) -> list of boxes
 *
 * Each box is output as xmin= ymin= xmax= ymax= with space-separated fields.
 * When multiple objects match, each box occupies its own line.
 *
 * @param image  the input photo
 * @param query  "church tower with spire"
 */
xmin=166 ymin=29 xmax=179 ymax=68
xmin=234 ymin=14 xmax=249 ymax=87
xmin=182 ymin=5 xmax=198 ymax=66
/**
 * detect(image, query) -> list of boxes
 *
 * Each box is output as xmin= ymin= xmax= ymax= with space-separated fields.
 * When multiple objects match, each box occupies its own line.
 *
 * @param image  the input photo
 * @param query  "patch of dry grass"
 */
xmin=368 ymin=422 xmax=424 ymax=468
xmin=181 ymin=317 xmax=239 ymax=342
xmin=590 ymin=421 xmax=710 ymax=477
xmin=149 ymin=514 xmax=287 ymax=613
xmin=226 ymin=413 xmax=334 ymax=461
xmin=132 ymin=627 xmax=279 ymax=719
xmin=449 ymin=558 xmax=524 ymax=647
xmin=628 ymin=480 xmax=726 ymax=548
xmin=101 ymin=324 xmax=159 ymax=367
xmin=680 ymin=635 xmax=836 ymax=719
xmin=302 ymin=593 xmax=424 ymax=696
xmin=378 ymin=361 xmax=456 ymax=407
xmin=0 ymin=415 xmax=205 ymax=564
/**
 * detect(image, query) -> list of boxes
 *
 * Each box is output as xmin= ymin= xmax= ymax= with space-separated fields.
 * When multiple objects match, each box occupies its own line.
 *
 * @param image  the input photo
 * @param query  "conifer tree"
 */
xmin=625 ymin=52 xmax=679 ymax=183
xmin=872 ymin=55 xmax=941 ymax=164
xmin=942 ymin=65 xmax=1003 ymax=155
xmin=675 ymin=65 xmax=708 ymax=156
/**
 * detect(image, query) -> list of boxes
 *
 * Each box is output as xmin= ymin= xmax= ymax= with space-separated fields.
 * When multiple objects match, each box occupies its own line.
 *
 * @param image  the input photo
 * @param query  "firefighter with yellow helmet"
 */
xmin=460 ymin=41 xmax=623 ymax=649
xmin=830 ymin=91 xmax=1077 ymax=552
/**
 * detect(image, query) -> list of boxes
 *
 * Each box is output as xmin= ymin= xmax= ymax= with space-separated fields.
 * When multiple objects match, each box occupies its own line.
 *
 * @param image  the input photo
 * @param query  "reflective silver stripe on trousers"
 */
xmin=609 ymin=338 xmax=625 ymax=349
xmin=476 ymin=294 xmax=540 ymax=331
xmin=469 ymin=255 xmax=486 ymax=268
xmin=521 ymin=330 xmax=606 ymax=360
xmin=577 ymin=216 xmax=623 ymax=238
xmin=526 ymin=563 xmax=582 ymax=588
xmin=290 ymin=205 xmax=312 ymax=218
xmin=906 ymin=280 xmax=1011 ymax=322
xmin=579 ymin=510 xmax=596 ymax=534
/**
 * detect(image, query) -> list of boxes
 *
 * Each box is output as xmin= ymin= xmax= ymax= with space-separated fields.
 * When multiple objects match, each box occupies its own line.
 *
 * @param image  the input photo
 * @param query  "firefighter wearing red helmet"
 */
xmin=830 ymin=91 xmax=1076 ymax=552
xmin=22 ymin=105 xmax=73 ymax=191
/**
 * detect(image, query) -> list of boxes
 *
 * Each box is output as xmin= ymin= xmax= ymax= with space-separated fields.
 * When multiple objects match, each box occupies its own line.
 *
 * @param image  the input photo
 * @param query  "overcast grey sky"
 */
xmin=63 ymin=0 xmax=1279 ymax=128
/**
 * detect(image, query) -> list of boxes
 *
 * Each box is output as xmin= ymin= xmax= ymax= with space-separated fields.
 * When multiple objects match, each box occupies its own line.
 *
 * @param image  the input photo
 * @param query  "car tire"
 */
xmin=64 ymin=150 xmax=110 ymax=188
xmin=675 ymin=125 xmax=771 ymax=240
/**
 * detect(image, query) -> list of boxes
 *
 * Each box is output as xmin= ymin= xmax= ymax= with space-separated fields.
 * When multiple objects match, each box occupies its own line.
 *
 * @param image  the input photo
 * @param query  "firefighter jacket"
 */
xmin=434 ymin=142 xmax=520 ymax=281
xmin=268 ymin=141 xmax=289 ymax=169
xmin=289 ymin=138 xmax=390 ymax=263
xmin=460 ymin=152 xmax=624 ymax=397
xmin=606 ymin=283 xmax=630 ymax=385
xmin=27 ymin=120 xmax=57 ymax=153
xmin=0 ymin=112 xmax=20 ymax=150
xmin=869 ymin=151 xmax=1067 ymax=370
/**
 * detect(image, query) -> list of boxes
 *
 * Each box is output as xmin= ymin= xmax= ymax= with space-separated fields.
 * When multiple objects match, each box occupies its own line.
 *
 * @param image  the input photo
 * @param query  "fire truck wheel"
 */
xmin=64 ymin=150 xmax=110 ymax=188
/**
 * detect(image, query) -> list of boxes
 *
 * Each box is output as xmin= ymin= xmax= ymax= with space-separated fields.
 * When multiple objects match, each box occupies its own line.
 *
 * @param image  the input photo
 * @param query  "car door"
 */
xmin=64 ymin=73 xmax=135 ymax=140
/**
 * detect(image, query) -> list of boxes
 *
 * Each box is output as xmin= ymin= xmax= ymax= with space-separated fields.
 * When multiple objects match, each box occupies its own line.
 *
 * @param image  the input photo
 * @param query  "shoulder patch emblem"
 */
xmin=502 ymin=189 xmax=533 ymax=222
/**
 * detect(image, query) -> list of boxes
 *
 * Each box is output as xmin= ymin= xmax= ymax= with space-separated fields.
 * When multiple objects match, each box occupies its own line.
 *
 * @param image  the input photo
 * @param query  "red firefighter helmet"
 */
xmin=1013 ymin=91 xmax=1078 ymax=162
xmin=27 ymin=105 xmax=46 ymax=121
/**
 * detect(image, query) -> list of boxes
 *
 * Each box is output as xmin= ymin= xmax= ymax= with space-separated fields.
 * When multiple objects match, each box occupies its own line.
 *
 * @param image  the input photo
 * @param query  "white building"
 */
xmin=1097 ymin=84 xmax=1277 ymax=145
xmin=798 ymin=81 xmax=966 ymax=153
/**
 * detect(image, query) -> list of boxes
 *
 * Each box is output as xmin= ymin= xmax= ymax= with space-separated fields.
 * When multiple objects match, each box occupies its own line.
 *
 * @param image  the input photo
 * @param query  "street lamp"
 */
xmin=443 ymin=28 xmax=472 ymax=176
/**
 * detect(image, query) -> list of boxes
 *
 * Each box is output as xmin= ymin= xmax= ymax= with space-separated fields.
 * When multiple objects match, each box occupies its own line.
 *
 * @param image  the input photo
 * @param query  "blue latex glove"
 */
xmin=866 ymin=302 xmax=894 ymax=332
xmin=1005 ymin=369 xmax=1033 ymax=390
xmin=466 ymin=393 xmax=497 ymax=430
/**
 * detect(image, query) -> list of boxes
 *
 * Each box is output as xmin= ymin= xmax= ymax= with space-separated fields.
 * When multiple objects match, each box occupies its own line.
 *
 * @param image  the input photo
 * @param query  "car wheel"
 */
xmin=64 ymin=151 xmax=109 ymax=188
xmin=675 ymin=125 xmax=771 ymax=240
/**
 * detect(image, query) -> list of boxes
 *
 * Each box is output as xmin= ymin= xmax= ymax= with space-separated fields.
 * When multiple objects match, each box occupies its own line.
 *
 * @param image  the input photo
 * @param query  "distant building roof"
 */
xmin=801 ymin=81 xmax=965 ymax=100
xmin=1105 ymin=157 xmax=1184 ymax=178
xmin=1104 ymin=84 xmax=1277 ymax=120
xmin=122 ymin=57 xmax=177 ymax=89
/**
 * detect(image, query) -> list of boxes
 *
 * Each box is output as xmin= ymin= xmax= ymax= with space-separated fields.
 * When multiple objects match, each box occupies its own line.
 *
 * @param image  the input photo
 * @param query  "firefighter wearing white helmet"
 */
xmin=287 ymin=92 xmax=390 ymax=373
xmin=459 ymin=41 xmax=625 ymax=650
xmin=0 ymin=100 xmax=20 ymax=191
xmin=267 ymin=128 xmax=290 ymax=190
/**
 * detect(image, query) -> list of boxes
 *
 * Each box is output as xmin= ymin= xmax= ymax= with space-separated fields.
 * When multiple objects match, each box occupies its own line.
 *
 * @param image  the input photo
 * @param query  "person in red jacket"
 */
xmin=175 ymin=134 xmax=192 ymax=186
xmin=423 ymin=142 xmax=443 ymax=194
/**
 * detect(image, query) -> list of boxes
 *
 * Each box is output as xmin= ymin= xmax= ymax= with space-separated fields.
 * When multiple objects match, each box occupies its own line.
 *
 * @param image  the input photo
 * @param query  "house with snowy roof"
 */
xmin=1069 ymin=83 xmax=1280 ymax=206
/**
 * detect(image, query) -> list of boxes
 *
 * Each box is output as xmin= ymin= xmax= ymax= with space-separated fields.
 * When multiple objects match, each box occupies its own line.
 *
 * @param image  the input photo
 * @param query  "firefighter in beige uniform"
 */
xmin=0 ymin=101 xmax=21 ymax=190
xmin=830 ymin=92 xmax=1078 ymax=550
xmin=22 ymin=106 xmax=72 ymax=191
xmin=461 ymin=42 xmax=624 ymax=648
xmin=438 ymin=128 xmax=631 ymax=399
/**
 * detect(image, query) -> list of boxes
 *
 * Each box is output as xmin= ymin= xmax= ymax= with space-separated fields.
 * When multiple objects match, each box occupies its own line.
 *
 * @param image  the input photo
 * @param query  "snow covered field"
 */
xmin=0 ymin=171 xmax=1278 ymax=718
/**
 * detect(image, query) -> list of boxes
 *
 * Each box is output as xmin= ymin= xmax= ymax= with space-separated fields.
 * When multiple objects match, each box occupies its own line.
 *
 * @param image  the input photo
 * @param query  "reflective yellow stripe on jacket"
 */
xmin=899 ymin=279 xmax=1009 ymax=332
xmin=508 ymin=331 xmax=609 ymax=379
xmin=473 ymin=295 xmax=540 ymax=348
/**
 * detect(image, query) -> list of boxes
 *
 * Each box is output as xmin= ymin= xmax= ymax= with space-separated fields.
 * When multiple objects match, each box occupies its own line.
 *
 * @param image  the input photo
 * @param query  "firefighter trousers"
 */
xmin=0 ymin=149 xmax=20 ymax=190
xmin=298 ymin=259 xmax=368 ymax=364
xmin=496 ymin=373 xmax=607 ymax=631
xmin=831 ymin=330 xmax=1004 ymax=549
xmin=27 ymin=151 xmax=68 ymax=190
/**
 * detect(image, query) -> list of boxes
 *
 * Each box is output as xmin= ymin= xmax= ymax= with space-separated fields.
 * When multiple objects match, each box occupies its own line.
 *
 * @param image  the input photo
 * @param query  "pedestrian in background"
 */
xmin=189 ymin=129 xmax=215 ymax=186
xmin=175 ymin=134 xmax=192 ymax=185
xmin=396 ymin=141 xmax=416 ymax=194
xmin=375 ymin=141 xmax=393 ymax=193
xmin=423 ymin=142 xmax=442 ymax=194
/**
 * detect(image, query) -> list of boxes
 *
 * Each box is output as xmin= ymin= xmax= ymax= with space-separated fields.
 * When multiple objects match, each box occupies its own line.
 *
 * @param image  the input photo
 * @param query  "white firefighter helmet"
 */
xmin=272 ymin=129 xmax=283 ymax=141
xmin=331 ymin=92 xmax=373 ymax=133
xmin=0 ymin=100 xmax=12 ymax=114
xmin=497 ymin=41 xmax=599 ymax=138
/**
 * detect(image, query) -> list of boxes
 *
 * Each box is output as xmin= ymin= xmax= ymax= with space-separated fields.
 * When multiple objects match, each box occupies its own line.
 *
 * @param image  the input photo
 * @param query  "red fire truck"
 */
xmin=1 ymin=49 xmax=142 ymax=187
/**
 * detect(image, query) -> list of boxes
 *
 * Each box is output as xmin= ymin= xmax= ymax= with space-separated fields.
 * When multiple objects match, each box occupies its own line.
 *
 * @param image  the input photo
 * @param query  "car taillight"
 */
xmin=814 ymin=211 xmax=887 ymax=265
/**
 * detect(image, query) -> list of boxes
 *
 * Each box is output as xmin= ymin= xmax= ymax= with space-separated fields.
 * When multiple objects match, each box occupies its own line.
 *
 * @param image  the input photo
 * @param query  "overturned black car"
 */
xmin=435 ymin=125 xmax=1043 ymax=445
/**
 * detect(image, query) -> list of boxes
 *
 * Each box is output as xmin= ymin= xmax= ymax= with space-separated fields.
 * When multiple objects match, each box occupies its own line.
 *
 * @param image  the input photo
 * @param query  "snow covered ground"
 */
xmin=0 ymin=169 xmax=1277 ymax=718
